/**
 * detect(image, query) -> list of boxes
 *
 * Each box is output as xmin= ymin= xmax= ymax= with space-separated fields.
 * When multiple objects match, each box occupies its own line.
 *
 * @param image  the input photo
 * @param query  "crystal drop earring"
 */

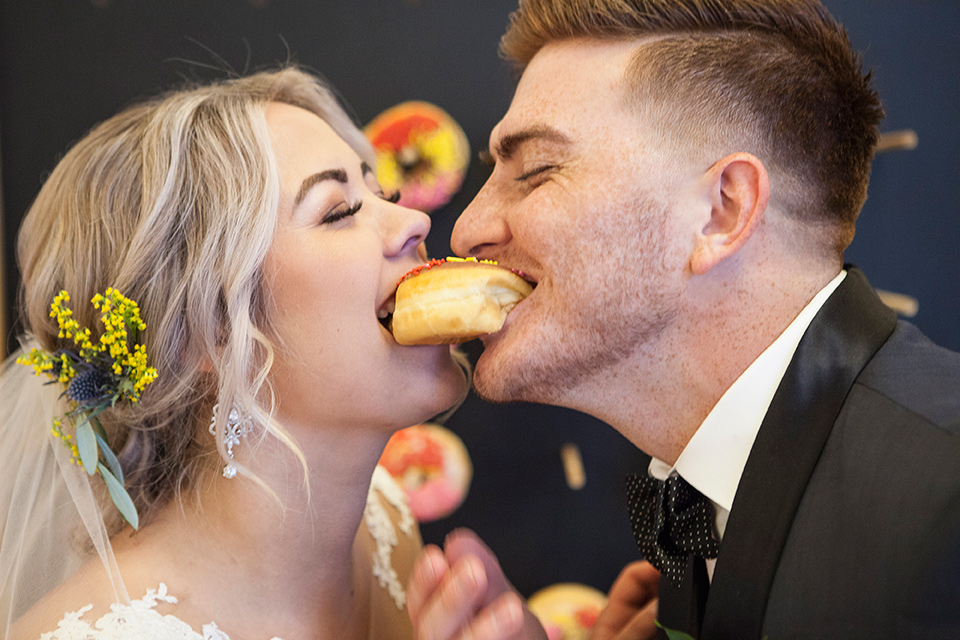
xmin=208 ymin=403 xmax=252 ymax=478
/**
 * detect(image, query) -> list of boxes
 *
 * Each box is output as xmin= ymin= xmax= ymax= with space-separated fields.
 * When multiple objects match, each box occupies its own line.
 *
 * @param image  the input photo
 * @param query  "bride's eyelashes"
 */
xmin=321 ymin=189 xmax=400 ymax=225
xmin=323 ymin=201 xmax=362 ymax=224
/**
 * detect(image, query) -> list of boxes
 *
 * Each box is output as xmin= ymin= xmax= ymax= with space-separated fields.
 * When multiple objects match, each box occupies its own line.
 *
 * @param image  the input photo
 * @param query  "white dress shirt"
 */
xmin=648 ymin=270 xmax=847 ymax=580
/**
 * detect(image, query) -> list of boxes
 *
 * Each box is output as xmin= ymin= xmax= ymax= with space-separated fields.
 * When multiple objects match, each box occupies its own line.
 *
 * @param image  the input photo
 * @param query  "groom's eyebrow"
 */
xmin=493 ymin=126 xmax=572 ymax=162
xmin=294 ymin=168 xmax=348 ymax=206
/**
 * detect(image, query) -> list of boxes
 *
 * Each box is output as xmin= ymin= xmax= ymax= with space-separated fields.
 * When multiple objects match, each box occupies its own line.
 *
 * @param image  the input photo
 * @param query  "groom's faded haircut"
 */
xmin=500 ymin=0 xmax=884 ymax=253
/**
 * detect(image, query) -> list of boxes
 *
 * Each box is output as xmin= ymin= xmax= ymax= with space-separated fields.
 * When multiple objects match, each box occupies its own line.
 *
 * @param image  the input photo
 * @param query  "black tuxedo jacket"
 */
xmin=657 ymin=267 xmax=960 ymax=639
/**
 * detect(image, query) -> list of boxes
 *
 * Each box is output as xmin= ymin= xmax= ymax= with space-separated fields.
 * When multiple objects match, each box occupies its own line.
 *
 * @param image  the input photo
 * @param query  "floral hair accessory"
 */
xmin=17 ymin=288 xmax=158 ymax=529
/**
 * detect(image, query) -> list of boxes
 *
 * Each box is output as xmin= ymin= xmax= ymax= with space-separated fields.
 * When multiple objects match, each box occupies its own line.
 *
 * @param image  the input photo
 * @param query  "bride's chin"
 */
xmin=427 ymin=364 xmax=470 ymax=418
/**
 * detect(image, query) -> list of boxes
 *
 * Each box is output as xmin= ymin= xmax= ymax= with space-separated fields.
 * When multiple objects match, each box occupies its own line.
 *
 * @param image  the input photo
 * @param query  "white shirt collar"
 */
xmin=649 ymin=270 xmax=847 ymax=517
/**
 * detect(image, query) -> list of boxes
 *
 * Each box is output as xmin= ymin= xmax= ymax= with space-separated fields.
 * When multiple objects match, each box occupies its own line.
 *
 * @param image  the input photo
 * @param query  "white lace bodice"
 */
xmin=36 ymin=466 xmax=415 ymax=640
xmin=38 ymin=584 xmax=263 ymax=640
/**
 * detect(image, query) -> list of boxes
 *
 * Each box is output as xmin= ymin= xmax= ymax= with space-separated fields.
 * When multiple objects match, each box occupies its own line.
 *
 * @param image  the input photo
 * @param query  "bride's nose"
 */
xmin=384 ymin=204 xmax=431 ymax=258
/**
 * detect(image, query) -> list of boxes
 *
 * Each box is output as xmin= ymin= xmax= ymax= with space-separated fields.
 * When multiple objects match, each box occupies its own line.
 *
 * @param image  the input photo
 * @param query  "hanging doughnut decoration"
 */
xmin=378 ymin=423 xmax=473 ymax=522
xmin=364 ymin=101 xmax=470 ymax=213
xmin=528 ymin=583 xmax=608 ymax=640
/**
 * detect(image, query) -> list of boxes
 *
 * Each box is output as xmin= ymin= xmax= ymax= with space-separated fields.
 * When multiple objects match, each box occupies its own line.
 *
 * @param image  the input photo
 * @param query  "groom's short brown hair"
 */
xmin=501 ymin=0 xmax=883 ymax=251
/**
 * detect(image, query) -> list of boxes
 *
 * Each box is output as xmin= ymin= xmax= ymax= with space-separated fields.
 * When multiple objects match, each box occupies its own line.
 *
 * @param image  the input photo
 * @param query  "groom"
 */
xmin=407 ymin=0 xmax=960 ymax=639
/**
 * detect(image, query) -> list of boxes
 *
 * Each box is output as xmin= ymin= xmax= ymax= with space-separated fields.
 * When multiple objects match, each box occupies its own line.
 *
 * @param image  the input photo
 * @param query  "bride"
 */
xmin=0 ymin=66 xmax=468 ymax=639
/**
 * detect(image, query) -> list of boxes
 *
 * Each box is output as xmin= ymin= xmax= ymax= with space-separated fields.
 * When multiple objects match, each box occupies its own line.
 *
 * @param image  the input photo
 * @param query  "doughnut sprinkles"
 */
xmin=390 ymin=257 xmax=534 ymax=345
xmin=395 ymin=256 xmax=529 ymax=287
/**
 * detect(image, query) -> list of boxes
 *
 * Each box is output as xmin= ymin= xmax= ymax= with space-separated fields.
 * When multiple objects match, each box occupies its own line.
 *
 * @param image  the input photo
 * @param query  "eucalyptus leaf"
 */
xmin=75 ymin=421 xmax=98 ymax=476
xmin=98 ymin=463 xmax=139 ymax=530
xmin=76 ymin=405 xmax=110 ymax=433
xmin=94 ymin=429 xmax=124 ymax=485
xmin=89 ymin=409 xmax=109 ymax=439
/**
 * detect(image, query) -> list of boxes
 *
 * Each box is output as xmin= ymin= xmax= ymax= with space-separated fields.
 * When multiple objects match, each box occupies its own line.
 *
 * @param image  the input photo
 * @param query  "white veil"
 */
xmin=0 ymin=340 xmax=129 ymax=638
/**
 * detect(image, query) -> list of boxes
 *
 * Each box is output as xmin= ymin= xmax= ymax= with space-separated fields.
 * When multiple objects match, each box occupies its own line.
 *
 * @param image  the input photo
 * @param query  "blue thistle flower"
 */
xmin=66 ymin=367 xmax=112 ymax=403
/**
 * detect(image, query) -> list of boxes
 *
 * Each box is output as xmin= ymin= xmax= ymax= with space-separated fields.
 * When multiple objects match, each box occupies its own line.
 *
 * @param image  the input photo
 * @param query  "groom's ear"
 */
xmin=689 ymin=152 xmax=770 ymax=275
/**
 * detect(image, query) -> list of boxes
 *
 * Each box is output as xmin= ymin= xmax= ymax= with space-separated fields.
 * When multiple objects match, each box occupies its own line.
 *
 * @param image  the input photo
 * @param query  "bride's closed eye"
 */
xmin=323 ymin=201 xmax=362 ymax=224
xmin=320 ymin=185 xmax=399 ymax=225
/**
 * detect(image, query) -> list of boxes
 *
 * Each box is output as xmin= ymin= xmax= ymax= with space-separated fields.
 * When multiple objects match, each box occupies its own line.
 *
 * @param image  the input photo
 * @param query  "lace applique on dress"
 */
xmin=38 ymin=584 xmax=284 ymax=640
xmin=365 ymin=465 xmax=415 ymax=609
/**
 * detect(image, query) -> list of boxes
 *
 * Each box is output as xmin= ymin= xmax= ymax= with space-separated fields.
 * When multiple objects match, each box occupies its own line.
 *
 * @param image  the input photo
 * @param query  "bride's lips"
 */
xmin=377 ymin=293 xmax=396 ymax=331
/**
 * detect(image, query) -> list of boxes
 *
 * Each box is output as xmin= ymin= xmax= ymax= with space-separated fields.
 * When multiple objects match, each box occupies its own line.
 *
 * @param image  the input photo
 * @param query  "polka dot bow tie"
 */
xmin=626 ymin=473 xmax=720 ymax=587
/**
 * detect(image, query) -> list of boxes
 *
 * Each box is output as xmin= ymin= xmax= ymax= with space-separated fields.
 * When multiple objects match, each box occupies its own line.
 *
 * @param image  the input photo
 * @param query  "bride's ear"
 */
xmin=198 ymin=345 xmax=222 ymax=374
xmin=689 ymin=152 xmax=770 ymax=275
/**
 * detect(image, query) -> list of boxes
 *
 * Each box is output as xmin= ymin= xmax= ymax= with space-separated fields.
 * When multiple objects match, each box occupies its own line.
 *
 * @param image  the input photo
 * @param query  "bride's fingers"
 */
xmin=408 ymin=545 xmax=450 ymax=627
xmin=443 ymin=529 xmax=515 ymax=603
xmin=414 ymin=554 xmax=489 ymax=640
xmin=450 ymin=592 xmax=527 ymax=640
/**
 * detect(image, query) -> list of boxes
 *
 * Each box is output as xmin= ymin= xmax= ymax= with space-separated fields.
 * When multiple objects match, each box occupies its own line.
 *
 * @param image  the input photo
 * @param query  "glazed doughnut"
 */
xmin=363 ymin=101 xmax=470 ymax=213
xmin=378 ymin=423 xmax=473 ymax=522
xmin=527 ymin=583 xmax=607 ymax=640
xmin=391 ymin=257 xmax=533 ymax=346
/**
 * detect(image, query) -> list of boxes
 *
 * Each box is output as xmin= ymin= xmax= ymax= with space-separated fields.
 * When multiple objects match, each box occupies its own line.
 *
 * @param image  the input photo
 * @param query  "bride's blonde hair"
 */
xmin=17 ymin=66 xmax=376 ymax=526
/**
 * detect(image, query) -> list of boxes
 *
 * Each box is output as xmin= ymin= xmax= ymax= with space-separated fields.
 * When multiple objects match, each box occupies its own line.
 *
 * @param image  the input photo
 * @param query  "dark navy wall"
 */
xmin=830 ymin=0 xmax=960 ymax=353
xmin=1 ymin=0 xmax=957 ymax=598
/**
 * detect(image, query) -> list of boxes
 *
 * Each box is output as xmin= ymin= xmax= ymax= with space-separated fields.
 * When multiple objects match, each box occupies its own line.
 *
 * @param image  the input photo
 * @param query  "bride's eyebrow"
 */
xmin=294 ymin=168 xmax=348 ymax=206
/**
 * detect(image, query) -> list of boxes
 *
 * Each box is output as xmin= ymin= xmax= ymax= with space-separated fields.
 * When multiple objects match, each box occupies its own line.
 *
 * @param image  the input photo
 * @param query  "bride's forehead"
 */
xmin=266 ymin=107 xmax=362 ymax=180
xmin=265 ymin=102 xmax=349 ymax=151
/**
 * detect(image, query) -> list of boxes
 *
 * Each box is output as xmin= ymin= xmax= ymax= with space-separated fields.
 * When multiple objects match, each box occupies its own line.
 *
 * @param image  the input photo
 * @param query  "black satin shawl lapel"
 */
xmin=657 ymin=556 xmax=711 ymax=638
xmin=700 ymin=267 xmax=897 ymax=639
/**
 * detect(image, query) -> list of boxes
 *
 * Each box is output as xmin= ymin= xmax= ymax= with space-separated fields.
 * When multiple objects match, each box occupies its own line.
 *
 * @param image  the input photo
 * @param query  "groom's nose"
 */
xmin=451 ymin=180 xmax=512 ymax=260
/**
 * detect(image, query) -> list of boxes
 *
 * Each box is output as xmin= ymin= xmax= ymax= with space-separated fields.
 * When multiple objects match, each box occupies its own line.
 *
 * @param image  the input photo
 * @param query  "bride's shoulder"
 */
xmin=8 ymin=561 xmax=195 ymax=640
xmin=8 ymin=558 xmax=120 ymax=639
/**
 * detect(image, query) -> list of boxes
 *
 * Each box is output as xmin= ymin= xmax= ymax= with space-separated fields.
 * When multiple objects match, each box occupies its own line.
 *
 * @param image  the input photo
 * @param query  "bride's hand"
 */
xmin=407 ymin=528 xmax=547 ymax=640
